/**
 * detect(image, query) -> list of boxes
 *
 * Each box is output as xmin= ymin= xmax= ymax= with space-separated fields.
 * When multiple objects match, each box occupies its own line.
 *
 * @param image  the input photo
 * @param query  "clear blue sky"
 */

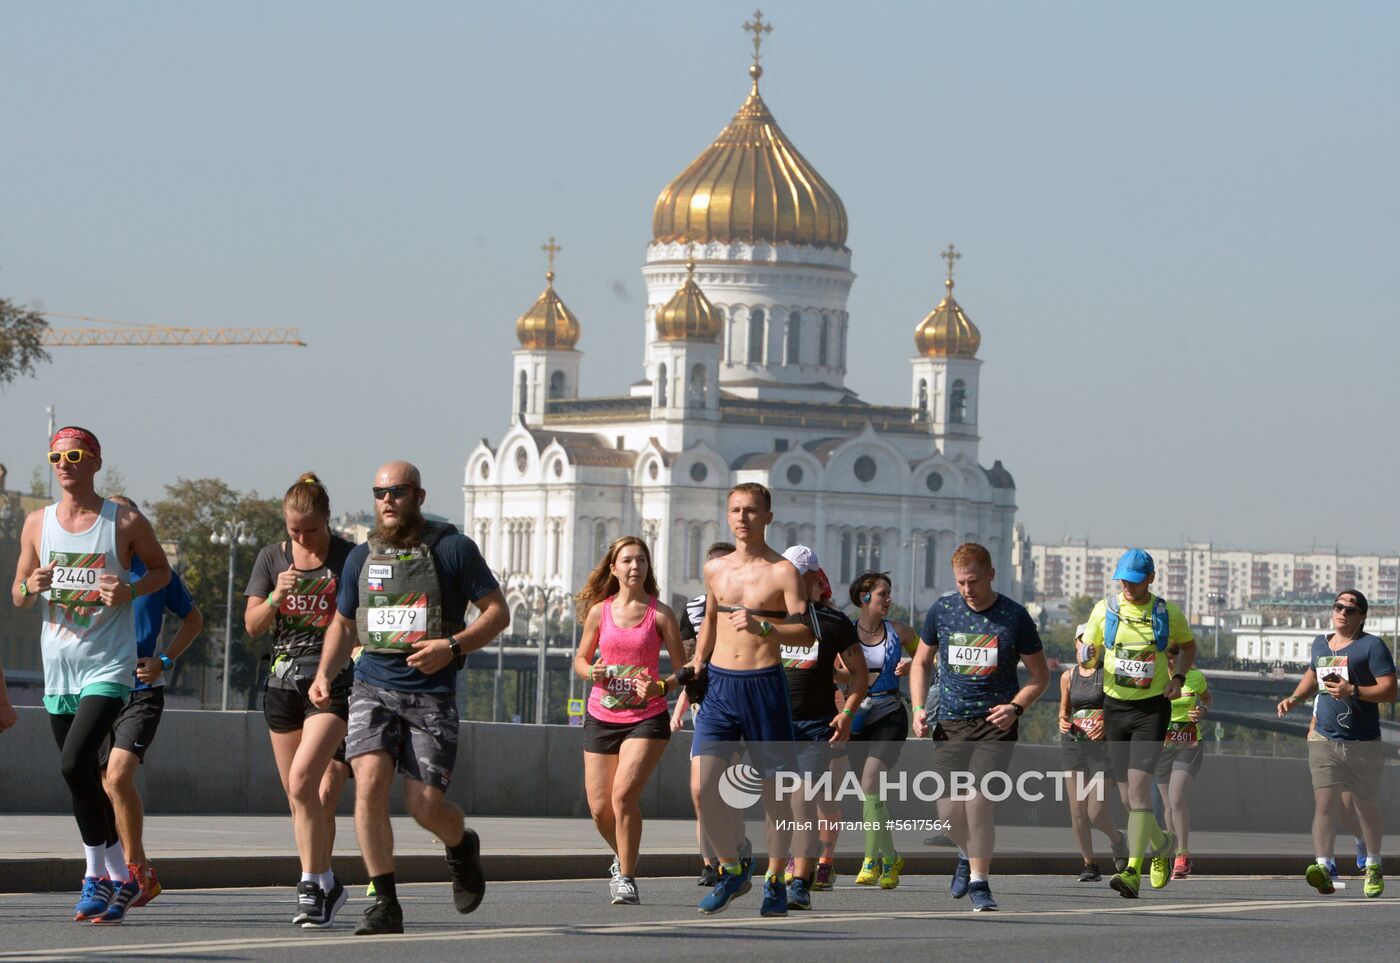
xmin=3 ymin=1 xmax=1397 ymax=553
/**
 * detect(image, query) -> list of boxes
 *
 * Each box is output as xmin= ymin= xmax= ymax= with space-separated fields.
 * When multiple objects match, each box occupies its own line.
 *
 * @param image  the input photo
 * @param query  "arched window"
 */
xmin=950 ymin=380 xmax=968 ymax=423
xmin=785 ymin=311 xmax=802 ymax=365
xmin=747 ymin=308 xmax=765 ymax=364
xmin=592 ymin=521 xmax=607 ymax=562
xmin=841 ymin=532 xmax=853 ymax=582
xmin=818 ymin=315 xmax=829 ymax=366
xmin=548 ymin=370 xmax=566 ymax=399
xmin=656 ymin=363 xmax=668 ymax=407
xmin=838 ymin=316 xmax=848 ymax=370
xmin=918 ymin=379 xmax=928 ymax=411
xmin=688 ymin=524 xmax=704 ymax=579
xmin=517 ymin=370 xmax=528 ymax=414
xmin=870 ymin=533 xmax=883 ymax=572
xmin=688 ymin=363 xmax=706 ymax=407
xmin=924 ymin=535 xmax=938 ymax=589
xmin=856 ymin=532 xmax=869 ymax=574
xmin=785 ymin=525 xmax=798 ymax=548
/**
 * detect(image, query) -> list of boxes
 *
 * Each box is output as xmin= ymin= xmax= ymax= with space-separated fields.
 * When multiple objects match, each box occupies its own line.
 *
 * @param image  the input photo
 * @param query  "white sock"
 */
xmin=1366 ymin=856 xmax=1381 ymax=867
xmin=83 ymin=844 xmax=104 ymax=879
xmin=301 ymin=871 xmax=317 ymax=885
xmin=319 ymin=871 xmax=336 ymax=891
xmin=970 ymin=871 xmax=988 ymax=883
xmin=105 ymin=844 xmax=130 ymax=883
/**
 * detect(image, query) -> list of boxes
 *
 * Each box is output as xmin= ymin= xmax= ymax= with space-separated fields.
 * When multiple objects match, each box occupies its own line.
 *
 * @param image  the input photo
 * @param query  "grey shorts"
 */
xmin=345 ymin=680 xmax=459 ymax=791
xmin=1308 ymin=735 xmax=1385 ymax=801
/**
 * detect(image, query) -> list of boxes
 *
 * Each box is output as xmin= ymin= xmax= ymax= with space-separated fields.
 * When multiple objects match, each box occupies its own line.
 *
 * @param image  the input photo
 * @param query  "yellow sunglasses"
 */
xmin=48 ymin=449 xmax=95 ymax=465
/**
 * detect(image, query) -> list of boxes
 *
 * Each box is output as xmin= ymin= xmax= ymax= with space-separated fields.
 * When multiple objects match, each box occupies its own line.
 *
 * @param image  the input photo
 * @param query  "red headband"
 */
xmin=50 ymin=427 xmax=101 ymax=459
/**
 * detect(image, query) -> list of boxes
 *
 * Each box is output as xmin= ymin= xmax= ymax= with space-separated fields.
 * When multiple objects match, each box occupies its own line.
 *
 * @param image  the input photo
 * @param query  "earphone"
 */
xmin=861 ymin=593 xmax=871 ymax=603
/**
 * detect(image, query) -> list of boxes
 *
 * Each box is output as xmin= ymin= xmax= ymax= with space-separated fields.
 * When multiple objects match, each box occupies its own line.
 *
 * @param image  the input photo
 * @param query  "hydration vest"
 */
xmin=355 ymin=521 xmax=463 ymax=655
xmin=1103 ymin=593 xmax=1170 ymax=652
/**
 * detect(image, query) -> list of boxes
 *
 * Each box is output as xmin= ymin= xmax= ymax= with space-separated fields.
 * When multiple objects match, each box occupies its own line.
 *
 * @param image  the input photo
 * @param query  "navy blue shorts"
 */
xmin=791 ymin=715 xmax=840 ymax=775
xmin=693 ymin=665 xmax=796 ymax=776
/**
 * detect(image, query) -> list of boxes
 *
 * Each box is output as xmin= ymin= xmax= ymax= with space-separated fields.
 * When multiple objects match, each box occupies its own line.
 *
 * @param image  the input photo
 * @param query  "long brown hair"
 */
xmin=576 ymin=536 xmax=659 ymax=619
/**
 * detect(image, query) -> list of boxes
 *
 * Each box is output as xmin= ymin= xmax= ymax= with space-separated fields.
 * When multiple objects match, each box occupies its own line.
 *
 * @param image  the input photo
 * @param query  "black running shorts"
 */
xmin=99 ymin=687 xmax=165 ymax=766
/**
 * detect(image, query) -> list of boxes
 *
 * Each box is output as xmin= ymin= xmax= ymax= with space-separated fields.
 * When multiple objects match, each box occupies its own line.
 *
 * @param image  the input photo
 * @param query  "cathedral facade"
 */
xmin=464 ymin=39 xmax=1020 ymax=628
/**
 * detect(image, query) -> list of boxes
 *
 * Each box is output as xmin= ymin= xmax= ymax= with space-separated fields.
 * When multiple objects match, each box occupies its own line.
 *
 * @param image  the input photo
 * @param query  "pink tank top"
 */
xmin=587 ymin=595 xmax=667 ymax=724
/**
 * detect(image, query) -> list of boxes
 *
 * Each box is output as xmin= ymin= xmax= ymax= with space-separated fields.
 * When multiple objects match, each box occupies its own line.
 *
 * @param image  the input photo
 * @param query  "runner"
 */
xmin=99 ymin=495 xmax=203 ymax=909
xmin=311 ymin=460 xmax=509 ymax=935
xmin=573 ymin=536 xmax=687 ymax=905
xmin=1277 ymin=589 xmax=1395 ymax=899
xmin=911 ymin=542 xmax=1048 ymax=912
xmin=846 ymin=570 xmax=918 ymax=891
xmin=245 ymin=473 xmax=356 ymax=927
xmin=11 ymin=427 xmax=171 ymax=923
xmin=1154 ymin=644 xmax=1210 ymax=879
xmin=669 ymin=541 xmax=740 ymax=887
xmin=1058 ymin=626 xmax=1128 ymax=881
xmin=689 ymin=482 xmax=811 ymax=917
xmin=778 ymin=545 xmax=866 ymax=908
xmin=1080 ymin=548 xmax=1195 ymax=899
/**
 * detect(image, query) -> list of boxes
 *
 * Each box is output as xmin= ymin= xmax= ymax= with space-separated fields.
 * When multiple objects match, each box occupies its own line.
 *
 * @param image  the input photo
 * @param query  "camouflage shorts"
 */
xmin=345 ymin=680 xmax=459 ymax=791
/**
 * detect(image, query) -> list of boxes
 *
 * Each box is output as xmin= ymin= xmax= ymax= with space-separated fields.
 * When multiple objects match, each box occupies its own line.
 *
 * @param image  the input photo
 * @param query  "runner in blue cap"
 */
xmin=1080 ymin=548 xmax=1195 ymax=899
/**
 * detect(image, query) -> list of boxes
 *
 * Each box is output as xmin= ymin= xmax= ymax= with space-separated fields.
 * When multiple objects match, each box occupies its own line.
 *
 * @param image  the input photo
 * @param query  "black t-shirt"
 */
xmin=679 ymin=593 xmax=708 ymax=704
xmin=245 ymin=535 xmax=357 ymax=661
xmin=784 ymin=601 xmax=862 ymax=722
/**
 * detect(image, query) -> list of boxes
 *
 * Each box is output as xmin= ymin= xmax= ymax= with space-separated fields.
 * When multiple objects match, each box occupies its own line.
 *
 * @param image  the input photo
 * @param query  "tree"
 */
xmin=28 ymin=466 xmax=46 ymax=497
xmin=100 ymin=465 xmax=128 ymax=498
xmin=1069 ymin=593 xmax=1096 ymax=625
xmin=0 ymin=298 xmax=49 ymax=387
xmin=149 ymin=478 xmax=287 ymax=703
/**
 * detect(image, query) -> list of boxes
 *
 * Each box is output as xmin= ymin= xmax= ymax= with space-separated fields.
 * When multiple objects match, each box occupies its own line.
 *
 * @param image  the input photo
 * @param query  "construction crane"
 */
xmin=38 ymin=312 xmax=306 ymax=347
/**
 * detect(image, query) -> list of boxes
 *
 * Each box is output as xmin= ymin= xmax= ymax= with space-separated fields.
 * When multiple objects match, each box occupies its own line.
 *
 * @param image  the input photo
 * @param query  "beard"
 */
xmin=373 ymin=504 xmax=425 ymax=549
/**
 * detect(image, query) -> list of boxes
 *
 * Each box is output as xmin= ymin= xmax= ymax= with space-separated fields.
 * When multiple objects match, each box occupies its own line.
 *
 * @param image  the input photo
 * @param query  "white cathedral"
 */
xmin=464 ymin=30 xmax=1021 ymax=628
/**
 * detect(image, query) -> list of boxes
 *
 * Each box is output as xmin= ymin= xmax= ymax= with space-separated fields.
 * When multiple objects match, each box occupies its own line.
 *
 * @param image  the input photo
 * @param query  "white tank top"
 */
xmin=39 ymin=500 xmax=135 ymax=698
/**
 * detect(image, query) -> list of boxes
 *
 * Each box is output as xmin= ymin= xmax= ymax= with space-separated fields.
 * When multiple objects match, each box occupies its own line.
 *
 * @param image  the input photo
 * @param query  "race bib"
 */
xmin=947 ymin=633 xmax=999 ymax=676
xmin=1165 ymin=721 xmax=1198 ymax=745
xmin=1071 ymin=708 xmax=1103 ymax=741
xmin=48 ymin=552 xmax=106 ymax=605
xmin=781 ymin=642 xmax=818 ymax=670
xmin=365 ymin=593 xmax=429 ymax=649
xmin=1114 ymin=651 xmax=1156 ymax=689
xmin=600 ymin=665 xmax=648 ymax=709
xmin=278 ymin=577 xmax=337 ymax=630
xmin=1316 ymin=655 xmax=1349 ymax=683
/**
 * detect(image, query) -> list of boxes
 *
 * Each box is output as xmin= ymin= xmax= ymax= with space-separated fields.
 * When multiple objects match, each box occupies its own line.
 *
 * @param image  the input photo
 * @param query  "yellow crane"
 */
xmin=38 ymin=312 xmax=306 ymax=347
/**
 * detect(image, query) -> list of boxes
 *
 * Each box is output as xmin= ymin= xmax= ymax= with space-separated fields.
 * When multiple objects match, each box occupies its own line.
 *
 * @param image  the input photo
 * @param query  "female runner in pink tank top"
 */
xmin=572 ymin=536 xmax=687 ymax=906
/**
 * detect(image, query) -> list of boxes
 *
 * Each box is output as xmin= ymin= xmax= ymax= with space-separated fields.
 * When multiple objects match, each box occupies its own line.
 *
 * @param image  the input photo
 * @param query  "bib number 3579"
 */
xmin=368 ymin=606 xmax=427 ymax=632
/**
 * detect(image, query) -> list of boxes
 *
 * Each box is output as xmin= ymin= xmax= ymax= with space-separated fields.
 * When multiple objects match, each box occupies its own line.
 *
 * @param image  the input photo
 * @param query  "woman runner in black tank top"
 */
xmin=1058 ymin=629 xmax=1126 ymax=881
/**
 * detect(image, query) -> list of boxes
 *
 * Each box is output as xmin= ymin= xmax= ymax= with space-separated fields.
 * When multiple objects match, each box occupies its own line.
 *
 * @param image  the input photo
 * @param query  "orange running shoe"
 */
xmin=129 ymin=862 xmax=162 ymax=907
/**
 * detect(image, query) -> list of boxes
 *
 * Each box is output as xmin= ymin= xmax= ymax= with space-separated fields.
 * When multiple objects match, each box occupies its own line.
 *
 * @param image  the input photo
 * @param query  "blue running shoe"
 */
xmin=1355 ymin=839 xmax=1367 ymax=872
xmin=951 ymin=857 xmax=971 ymax=899
xmin=92 ymin=880 xmax=141 ymax=924
xmin=698 ymin=864 xmax=752 ymax=915
xmin=74 ymin=877 xmax=114 ymax=921
xmin=786 ymin=876 xmax=811 ymax=911
xmin=760 ymin=876 xmax=788 ymax=917
xmin=968 ymin=880 xmax=998 ymax=912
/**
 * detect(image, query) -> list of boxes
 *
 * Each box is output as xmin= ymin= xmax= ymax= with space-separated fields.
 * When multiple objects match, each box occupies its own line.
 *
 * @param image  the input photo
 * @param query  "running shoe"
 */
xmin=1305 ymin=862 xmax=1336 ymax=895
xmin=1325 ymin=857 xmax=1338 ymax=879
xmin=760 ymin=875 xmax=788 ymax=917
xmin=812 ymin=863 xmax=835 ymax=891
xmin=129 ymin=862 xmax=161 ymax=908
xmin=1078 ymin=862 xmax=1102 ymax=882
xmin=697 ymin=863 xmax=719 ymax=887
xmin=879 ymin=855 xmax=904 ymax=890
xmin=609 ymin=856 xmax=620 ymax=880
xmin=1109 ymin=867 xmax=1141 ymax=899
xmin=365 ymin=880 xmax=376 ymax=898
xmin=1171 ymin=854 xmax=1192 ymax=880
xmin=1363 ymin=865 xmax=1384 ymax=898
xmin=698 ymin=864 xmax=752 ymax=915
xmin=1149 ymin=831 xmax=1176 ymax=889
xmin=924 ymin=832 xmax=955 ymax=848
xmin=950 ymin=857 xmax=971 ymax=898
xmin=445 ymin=829 xmax=485 ymax=915
xmin=1355 ymin=839 xmax=1367 ymax=872
xmin=786 ymin=876 xmax=811 ymax=910
xmin=855 ymin=857 xmax=883 ymax=886
xmin=292 ymin=880 xmax=323 ymax=925
xmin=783 ymin=857 xmax=795 ymax=884
xmin=74 ymin=877 xmax=114 ymax=921
xmin=611 ymin=875 xmax=640 ymax=905
xmin=92 ymin=879 xmax=141 ymax=924
xmin=738 ymin=836 xmax=753 ymax=877
xmin=302 ymin=879 xmax=347 ymax=929
xmin=354 ymin=899 xmax=403 ymax=935
xmin=1111 ymin=831 xmax=1130 ymax=874
xmin=967 ymin=880 xmax=998 ymax=912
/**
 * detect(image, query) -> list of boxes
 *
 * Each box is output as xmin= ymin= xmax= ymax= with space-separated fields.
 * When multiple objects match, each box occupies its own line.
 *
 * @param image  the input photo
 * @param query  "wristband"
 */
xmin=841 ymin=708 xmax=854 ymax=717
xmin=158 ymin=653 xmax=174 ymax=670
xmin=267 ymin=595 xmax=280 ymax=609
xmin=913 ymin=704 xmax=924 ymax=712
xmin=130 ymin=581 xmax=140 ymax=600
xmin=658 ymin=679 xmax=667 ymax=696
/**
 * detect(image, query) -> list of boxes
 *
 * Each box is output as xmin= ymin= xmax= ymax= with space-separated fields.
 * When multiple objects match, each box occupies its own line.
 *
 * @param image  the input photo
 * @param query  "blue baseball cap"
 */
xmin=1113 ymin=548 xmax=1155 ymax=582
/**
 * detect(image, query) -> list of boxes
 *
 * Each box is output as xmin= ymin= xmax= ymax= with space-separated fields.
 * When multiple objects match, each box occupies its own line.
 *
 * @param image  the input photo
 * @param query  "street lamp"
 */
xmin=210 ymin=520 xmax=255 ymax=711
xmin=511 ymin=579 xmax=570 ymax=724
xmin=1207 ymin=593 xmax=1226 ymax=660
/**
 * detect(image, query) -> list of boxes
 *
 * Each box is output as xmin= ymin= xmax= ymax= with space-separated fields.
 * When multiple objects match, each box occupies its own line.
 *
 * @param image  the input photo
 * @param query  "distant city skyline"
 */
xmin=3 ymin=1 xmax=1397 ymax=553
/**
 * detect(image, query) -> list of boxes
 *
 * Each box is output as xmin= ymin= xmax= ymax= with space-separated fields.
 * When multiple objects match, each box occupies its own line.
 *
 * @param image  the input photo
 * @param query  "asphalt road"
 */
xmin=0 ymin=875 xmax=1391 ymax=962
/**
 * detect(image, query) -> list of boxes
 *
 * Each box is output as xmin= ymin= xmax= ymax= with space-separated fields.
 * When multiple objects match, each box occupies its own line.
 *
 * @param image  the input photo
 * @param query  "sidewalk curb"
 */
xmin=0 ymin=853 xmax=1313 ymax=893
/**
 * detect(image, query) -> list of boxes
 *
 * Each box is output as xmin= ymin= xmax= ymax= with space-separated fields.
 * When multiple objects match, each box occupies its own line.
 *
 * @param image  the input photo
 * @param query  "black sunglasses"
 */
xmin=1333 ymin=603 xmax=1361 ymax=616
xmin=372 ymin=484 xmax=417 ymax=501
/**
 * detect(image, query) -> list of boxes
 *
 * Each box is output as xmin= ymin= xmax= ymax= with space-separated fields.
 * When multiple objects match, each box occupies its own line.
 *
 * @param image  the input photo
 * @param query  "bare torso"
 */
xmin=706 ymin=549 xmax=793 ymax=671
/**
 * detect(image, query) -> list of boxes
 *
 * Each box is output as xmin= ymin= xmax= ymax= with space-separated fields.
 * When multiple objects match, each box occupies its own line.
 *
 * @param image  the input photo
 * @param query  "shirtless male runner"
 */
xmin=689 ymin=483 xmax=811 ymax=918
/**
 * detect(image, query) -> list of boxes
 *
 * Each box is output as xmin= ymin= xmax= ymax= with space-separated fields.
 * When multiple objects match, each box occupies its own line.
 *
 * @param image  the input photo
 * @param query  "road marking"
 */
xmin=1 ymin=897 xmax=1390 ymax=960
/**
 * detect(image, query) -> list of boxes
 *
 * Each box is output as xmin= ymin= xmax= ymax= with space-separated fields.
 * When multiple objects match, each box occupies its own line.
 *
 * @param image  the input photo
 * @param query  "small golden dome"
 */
xmin=516 ymin=238 xmax=581 ymax=350
xmin=652 ymin=69 xmax=848 ymax=250
xmin=654 ymin=260 xmax=720 ymax=342
xmin=915 ymin=278 xmax=981 ymax=359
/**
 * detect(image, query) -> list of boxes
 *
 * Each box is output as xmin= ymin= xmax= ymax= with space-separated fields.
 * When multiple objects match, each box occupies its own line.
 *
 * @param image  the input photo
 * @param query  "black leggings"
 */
xmin=49 ymin=696 xmax=124 ymax=848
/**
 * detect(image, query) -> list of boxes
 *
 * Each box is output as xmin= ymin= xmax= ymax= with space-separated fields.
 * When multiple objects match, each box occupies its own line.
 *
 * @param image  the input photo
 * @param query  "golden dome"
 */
xmin=652 ymin=65 xmax=848 ymax=250
xmin=915 ymin=278 xmax=981 ymax=359
xmin=516 ymin=238 xmax=580 ymax=350
xmin=655 ymin=260 xmax=720 ymax=342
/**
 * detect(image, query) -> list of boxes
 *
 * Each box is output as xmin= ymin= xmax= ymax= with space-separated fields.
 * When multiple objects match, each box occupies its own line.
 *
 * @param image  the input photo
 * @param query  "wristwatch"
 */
xmin=1171 ymin=673 xmax=1187 ymax=684
xmin=158 ymin=654 xmax=174 ymax=671
xmin=758 ymin=619 xmax=773 ymax=638
xmin=1011 ymin=702 xmax=1025 ymax=717
xmin=449 ymin=638 xmax=463 ymax=658
xmin=18 ymin=580 xmax=29 ymax=598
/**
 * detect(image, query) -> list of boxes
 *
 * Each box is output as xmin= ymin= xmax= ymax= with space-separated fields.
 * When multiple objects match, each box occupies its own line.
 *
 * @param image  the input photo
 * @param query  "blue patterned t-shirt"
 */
xmin=922 ymin=592 xmax=1042 ymax=721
